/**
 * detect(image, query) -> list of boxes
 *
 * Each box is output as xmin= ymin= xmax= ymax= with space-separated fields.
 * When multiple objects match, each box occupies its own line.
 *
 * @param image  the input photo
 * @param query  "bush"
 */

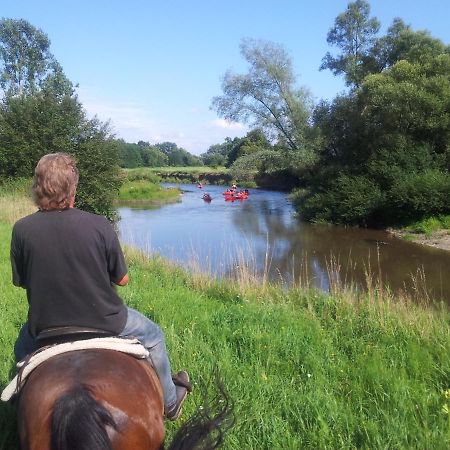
xmin=0 ymin=94 xmax=122 ymax=221
xmin=295 ymin=175 xmax=384 ymax=225
xmin=387 ymin=169 xmax=450 ymax=222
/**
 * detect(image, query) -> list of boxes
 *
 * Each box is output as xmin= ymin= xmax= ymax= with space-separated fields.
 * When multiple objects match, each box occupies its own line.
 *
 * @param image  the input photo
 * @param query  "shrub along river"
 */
xmin=118 ymin=184 xmax=450 ymax=305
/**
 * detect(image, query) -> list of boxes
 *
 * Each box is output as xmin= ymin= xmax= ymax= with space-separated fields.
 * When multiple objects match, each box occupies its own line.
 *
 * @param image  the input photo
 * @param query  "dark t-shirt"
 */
xmin=10 ymin=208 xmax=128 ymax=337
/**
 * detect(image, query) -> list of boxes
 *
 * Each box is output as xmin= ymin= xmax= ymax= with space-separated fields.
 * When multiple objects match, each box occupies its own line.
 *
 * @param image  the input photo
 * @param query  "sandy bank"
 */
xmin=390 ymin=229 xmax=450 ymax=252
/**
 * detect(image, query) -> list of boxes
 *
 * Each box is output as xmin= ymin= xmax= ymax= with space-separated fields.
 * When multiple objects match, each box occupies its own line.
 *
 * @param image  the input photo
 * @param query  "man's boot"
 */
xmin=165 ymin=370 xmax=192 ymax=421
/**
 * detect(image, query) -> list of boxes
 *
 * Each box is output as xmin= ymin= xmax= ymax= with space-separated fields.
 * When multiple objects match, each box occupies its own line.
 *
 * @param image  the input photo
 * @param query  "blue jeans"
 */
xmin=14 ymin=307 xmax=177 ymax=410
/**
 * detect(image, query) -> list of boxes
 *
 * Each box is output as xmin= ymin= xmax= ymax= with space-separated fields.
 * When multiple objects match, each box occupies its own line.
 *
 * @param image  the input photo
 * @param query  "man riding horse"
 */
xmin=10 ymin=152 xmax=191 ymax=421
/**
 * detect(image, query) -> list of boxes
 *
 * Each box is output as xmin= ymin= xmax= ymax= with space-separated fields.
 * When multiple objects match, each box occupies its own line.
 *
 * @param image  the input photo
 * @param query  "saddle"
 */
xmin=2 ymin=334 xmax=149 ymax=402
xmin=35 ymin=326 xmax=115 ymax=347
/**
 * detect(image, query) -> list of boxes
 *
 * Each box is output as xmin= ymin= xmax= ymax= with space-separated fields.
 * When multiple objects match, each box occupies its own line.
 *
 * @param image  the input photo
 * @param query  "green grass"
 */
xmin=405 ymin=215 xmax=450 ymax=237
xmin=1 ymin=190 xmax=449 ymax=449
xmin=118 ymin=180 xmax=181 ymax=203
xmin=1 ymin=220 xmax=449 ymax=448
xmin=124 ymin=166 xmax=232 ymax=186
xmin=145 ymin=166 xmax=229 ymax=174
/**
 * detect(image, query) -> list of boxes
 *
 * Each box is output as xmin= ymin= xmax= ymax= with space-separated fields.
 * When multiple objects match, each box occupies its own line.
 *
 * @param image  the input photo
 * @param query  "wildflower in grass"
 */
xmin=442 ymin=389 xmax=450 ymax=415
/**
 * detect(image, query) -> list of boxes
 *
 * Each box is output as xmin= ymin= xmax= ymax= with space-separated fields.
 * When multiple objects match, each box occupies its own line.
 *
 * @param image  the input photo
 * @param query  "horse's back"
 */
xmin=18 ymin=349 xmax=164 ymax=450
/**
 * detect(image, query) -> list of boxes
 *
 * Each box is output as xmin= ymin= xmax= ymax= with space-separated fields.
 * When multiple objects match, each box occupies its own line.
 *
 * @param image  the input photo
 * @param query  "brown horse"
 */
xmin=17 ymin=349 xmax=233 ymax=450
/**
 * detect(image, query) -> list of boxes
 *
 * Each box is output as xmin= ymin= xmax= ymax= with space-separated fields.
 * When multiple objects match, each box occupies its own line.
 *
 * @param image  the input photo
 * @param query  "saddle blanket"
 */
xmin=1 ymin=337 xmax=149 ymax=402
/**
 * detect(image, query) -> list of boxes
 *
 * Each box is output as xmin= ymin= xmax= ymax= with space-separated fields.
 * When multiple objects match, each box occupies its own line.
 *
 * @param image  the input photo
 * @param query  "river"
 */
xmin=118 ymin=184 xmax=450 ymax=304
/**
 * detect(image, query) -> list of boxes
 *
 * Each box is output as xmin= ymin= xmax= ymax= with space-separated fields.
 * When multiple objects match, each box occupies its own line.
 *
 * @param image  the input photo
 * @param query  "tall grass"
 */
xmin=0 ymin=178 xmax=36 ymax=224
xmin=405 ymin=215 xmax=450 ymax=236
xmin=0 ymin=189 xmax=449 ymax=449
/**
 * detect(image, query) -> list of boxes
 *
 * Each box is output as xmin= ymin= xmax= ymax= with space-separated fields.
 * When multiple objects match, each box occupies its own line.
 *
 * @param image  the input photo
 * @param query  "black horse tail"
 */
xmin=51 ymin=385 xmax=117 ymax=450
xmin=166 ymin=374 xmax=235 ymax=450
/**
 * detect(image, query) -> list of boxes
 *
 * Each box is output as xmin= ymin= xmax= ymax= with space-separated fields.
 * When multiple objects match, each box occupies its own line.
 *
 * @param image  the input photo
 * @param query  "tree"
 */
xmin=304 ymin=48 xmax=450 ymax=226
xmin=0 ymin=18 xmax=65 ymax=97
xmin=116 ymin=140 xmax=143 ymax=168
xmin=141 ymin=146 xmax=168 ymax=167
xmin=155 ymin=142 xmax=202 ymax=166
xmin=320 ymin=0 xmax=380 ymax=87
xmin=360 ymin=54 xmax=450 ymax=165
xmin=212 ymin=38 xmax=314 ymax=152
xmin=367 ymin=18 xmax=450 ymax=73
xmin=0 ymin=18 xmax=121 ymax=219
xmin=73 ymin=119 xmax=122 ymax=219
xmin=201 ymin=137 xmax=238 ymax=167
xmin=226 ymin=129 xmax=270 ymax=166
xmin=0 ymin=90 xmax=83 ymax=177
xmin=0 ymin=91 xmax=121 ymax=219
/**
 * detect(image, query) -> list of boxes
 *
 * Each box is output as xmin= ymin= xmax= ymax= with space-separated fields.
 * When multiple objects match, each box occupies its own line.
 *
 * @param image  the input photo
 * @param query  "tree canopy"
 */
xmin=295 ymin=6 xmax=450 ymax=226
xmin=320 ymin=0 xmax=380 ymax=87
xmin=0 ymin=18 xmax=72 ymax=97
xmin=212 ymin=38 xmax=314 ymax=152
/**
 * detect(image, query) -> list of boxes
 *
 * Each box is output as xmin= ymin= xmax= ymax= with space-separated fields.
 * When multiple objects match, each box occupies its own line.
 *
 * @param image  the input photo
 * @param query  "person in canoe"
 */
xmin=202 ymin=192 xmax=212 ymax=202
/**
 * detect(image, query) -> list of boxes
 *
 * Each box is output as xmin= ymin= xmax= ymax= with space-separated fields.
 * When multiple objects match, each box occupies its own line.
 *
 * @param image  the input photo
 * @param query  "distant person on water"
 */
xmin=10 ymin=152 xmax=191 ymax=420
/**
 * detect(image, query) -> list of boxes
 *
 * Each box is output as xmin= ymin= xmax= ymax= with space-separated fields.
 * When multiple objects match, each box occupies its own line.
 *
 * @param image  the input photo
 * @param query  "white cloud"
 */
xmin=76 ymin=88 xmax=248 ymax=154
xmin=211 ymin=118 xmax=246 ymax=130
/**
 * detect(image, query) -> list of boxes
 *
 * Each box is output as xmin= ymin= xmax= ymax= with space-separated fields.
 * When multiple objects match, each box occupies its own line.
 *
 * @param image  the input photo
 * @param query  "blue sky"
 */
xmin=2 ymin=1 xmax=450 ymax=154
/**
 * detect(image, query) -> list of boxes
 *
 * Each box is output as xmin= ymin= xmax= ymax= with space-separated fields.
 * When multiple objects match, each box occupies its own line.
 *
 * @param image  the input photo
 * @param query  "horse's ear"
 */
xmin=165 ymin=369 xmax=235 ymax=450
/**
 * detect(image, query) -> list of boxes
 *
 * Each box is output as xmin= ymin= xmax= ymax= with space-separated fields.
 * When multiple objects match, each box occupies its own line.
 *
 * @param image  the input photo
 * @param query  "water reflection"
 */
xmin=118 ymin=183 xmax=450 ymax=304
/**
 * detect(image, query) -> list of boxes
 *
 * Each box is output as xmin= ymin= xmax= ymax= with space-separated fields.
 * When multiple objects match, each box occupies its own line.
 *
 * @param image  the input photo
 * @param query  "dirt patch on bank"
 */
xmin=390 ymin=229 xmax=450 ymax=252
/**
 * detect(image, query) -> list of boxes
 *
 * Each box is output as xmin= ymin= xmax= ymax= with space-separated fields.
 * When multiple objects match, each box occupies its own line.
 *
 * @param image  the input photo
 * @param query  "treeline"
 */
xmin=207 ymin=0 xmax=450 ymax=227
xmin=116 ymin=140 xmax=202 ymax=168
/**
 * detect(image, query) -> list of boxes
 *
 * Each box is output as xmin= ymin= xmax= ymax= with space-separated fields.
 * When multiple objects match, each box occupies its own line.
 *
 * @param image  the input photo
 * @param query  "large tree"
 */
xmin=0 ymin=18 xmax=67 ymax=96
xmin=155 ymin=142 xmax=202 ymax=166
xmin=212 ymin=38 xmax=314 ymax=152
xmin=320 ymin=0 xmax=380 ymax=87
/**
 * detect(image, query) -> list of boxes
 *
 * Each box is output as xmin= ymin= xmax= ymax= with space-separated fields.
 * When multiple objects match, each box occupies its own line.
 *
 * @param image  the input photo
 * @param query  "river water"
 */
xmin=118 ymin=184 xmax=450 ymax=304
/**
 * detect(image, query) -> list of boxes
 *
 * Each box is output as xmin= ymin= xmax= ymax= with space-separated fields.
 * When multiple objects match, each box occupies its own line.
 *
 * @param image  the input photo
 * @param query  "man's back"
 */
xmin=11 ymin=208 xmax=127 ymax=336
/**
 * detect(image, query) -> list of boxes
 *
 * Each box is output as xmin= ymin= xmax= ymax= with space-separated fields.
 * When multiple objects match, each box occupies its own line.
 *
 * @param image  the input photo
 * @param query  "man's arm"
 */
xmin=114 ymin=273 xmax=129 ymax=286
xmin=10 ymin=226 xmax=25 ymax=288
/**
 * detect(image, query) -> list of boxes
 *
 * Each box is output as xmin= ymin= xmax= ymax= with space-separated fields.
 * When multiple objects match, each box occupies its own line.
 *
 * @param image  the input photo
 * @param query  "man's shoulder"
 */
xmin=13 ymin=211 xmax=40 ymax=231
xmin=72 ymin=208 xmax=110 ymax=226
xmin=71 ymin=209 xmax=115 ymax=238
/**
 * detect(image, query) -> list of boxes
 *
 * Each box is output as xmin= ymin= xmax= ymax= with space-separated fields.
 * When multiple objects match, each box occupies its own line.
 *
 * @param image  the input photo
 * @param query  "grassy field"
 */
xmin=126 ymin=166 xmax=233 ymax=186
xmin=0 ymin=193 xmax=449 ymax=449
xmin=118 ymin=180 xmax=181 ymax=203
xmin=143 ymin=166 xmax=229 ymax=174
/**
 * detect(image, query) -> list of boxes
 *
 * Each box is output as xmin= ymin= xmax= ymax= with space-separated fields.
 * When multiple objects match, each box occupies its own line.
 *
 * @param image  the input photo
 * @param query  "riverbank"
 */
xmin=118 ymin=179 xmax=181 ymax=205
xmin=0 ymin=195 xmax=449 ymax=449
xmin=389 ymin=215 xmax=450 ymax=252
xmin=391 ymin=229 xmax=450 ymax=251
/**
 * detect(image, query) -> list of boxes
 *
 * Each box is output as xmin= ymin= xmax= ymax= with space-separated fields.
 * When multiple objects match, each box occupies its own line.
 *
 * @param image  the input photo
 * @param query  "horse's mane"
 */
xmin=51 ymin=384 xmax=117 ymax=450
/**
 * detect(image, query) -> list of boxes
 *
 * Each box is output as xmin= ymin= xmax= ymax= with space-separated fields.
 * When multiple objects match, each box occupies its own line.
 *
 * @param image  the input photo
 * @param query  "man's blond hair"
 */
xmin=32 ymin=153 xmax=79 ymax=210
